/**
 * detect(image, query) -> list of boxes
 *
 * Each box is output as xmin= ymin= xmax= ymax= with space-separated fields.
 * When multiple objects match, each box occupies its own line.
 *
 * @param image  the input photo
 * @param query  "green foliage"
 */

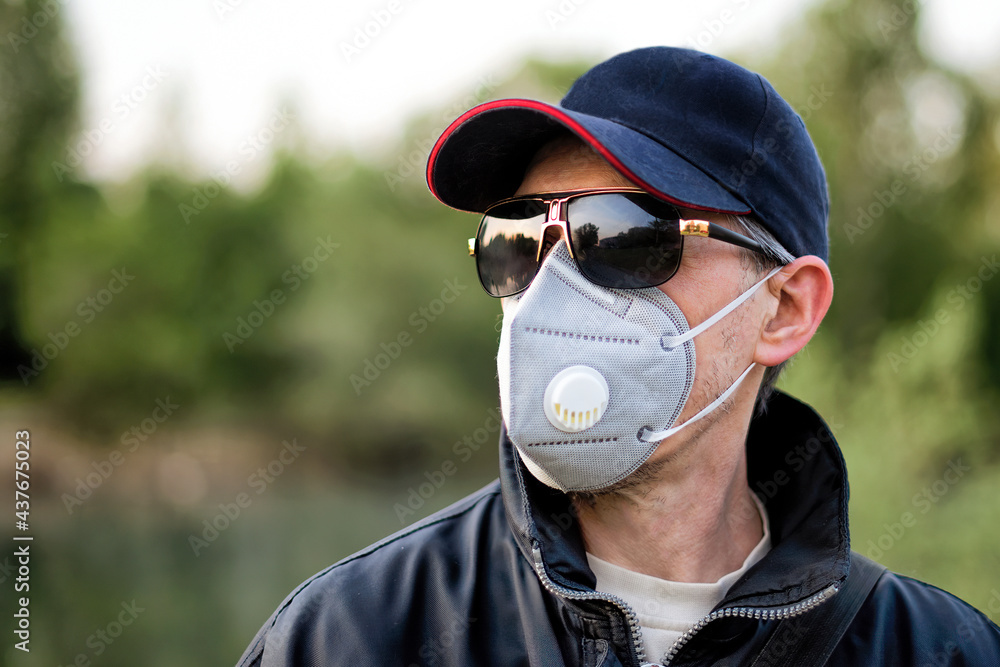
xmin=0 ymin=0 xmax=81 ymax=378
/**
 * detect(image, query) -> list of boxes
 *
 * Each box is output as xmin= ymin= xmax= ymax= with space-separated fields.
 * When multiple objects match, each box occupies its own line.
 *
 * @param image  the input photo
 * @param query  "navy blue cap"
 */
xmin=426 ymin=47 xmax=830 ymax=261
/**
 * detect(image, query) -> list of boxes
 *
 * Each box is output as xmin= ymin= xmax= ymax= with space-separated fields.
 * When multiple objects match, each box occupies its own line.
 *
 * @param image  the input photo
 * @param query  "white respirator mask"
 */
xmin=497 ymin=240 xmax=779 ymax=492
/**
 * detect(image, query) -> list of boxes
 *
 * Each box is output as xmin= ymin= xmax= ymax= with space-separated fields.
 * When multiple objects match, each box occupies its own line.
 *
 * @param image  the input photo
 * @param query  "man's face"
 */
xmin=509 ymin=138 xmax=769 ymax=464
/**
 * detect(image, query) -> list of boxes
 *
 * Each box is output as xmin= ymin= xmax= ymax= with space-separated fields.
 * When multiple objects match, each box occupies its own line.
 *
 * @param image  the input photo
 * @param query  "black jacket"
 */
xmin=237 ymin=392 xmax=1000 ymax=666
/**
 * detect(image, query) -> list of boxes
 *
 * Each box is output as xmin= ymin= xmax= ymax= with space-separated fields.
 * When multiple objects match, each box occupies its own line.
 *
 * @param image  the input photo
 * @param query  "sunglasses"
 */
xmin=469 ymin=187 xmax=768 ymax=298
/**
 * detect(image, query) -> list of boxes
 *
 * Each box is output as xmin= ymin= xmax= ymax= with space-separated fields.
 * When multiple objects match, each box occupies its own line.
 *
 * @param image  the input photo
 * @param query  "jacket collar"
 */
xmin=499 ymin=390 xmax=851 ymax=609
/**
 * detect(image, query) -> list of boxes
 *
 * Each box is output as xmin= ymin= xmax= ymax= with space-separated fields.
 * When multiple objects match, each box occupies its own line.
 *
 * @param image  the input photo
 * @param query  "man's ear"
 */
xmin=753 ymin=256 xmax=833 ymax=367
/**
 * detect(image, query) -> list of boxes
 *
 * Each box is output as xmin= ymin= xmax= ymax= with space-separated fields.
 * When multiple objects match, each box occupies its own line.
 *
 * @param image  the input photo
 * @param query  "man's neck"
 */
xmin=572 ymin=413 xmax=763 ymax=584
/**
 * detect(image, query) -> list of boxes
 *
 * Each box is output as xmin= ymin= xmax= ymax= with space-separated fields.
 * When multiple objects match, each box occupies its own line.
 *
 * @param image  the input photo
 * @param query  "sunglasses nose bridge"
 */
xmin=536 ymin=198 xmax=574 ymax=262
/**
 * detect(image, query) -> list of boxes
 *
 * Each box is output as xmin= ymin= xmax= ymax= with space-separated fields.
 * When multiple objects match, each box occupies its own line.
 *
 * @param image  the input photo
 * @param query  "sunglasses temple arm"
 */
xmin=706 ymin=222 xmax=767 ymax=255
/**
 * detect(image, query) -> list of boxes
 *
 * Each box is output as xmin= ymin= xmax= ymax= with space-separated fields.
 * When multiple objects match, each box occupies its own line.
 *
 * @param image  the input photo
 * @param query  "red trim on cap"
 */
xmin=426 ymin=98 xmax=751 ymax=215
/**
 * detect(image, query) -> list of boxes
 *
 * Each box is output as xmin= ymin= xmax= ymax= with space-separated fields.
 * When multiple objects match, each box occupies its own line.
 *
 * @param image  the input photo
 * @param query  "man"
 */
xmin=238 ymin=47 xmax=1000 ymax=666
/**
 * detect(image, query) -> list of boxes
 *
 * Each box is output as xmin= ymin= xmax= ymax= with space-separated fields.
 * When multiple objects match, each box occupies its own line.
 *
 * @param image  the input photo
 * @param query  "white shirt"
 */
xmin=586 ymin=494 xmax=772 ymax=664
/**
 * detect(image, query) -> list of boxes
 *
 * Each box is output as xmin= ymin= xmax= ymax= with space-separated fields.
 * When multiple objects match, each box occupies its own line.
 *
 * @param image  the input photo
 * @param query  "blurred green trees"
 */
xmin=0 ymin=0 xmax=79 ymax=381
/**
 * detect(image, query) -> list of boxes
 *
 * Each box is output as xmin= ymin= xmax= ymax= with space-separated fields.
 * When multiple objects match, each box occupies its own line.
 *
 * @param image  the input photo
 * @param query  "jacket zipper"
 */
xmin=530 ymin=544 xmax=649 ymax=664
xmin=533 ymin=541 xmax=838 ymax=667
xmin=657 ymin=583 xmax=840 ymax=666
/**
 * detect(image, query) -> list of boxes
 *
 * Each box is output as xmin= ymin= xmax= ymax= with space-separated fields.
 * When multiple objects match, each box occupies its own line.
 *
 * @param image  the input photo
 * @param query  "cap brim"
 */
xmin=426 ymin=99 xmax=751 ymax=216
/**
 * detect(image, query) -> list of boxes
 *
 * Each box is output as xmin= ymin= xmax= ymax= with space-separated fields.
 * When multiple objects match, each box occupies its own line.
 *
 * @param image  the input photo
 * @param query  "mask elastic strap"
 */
xmin=660 ymin=266 xmax=782 ymax=350
xmin=638 ymin=362 xmax=757 ymax=443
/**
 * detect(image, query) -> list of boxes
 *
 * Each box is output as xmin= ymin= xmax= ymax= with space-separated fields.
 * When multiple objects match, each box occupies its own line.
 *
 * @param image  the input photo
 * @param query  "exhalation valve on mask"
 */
xmin=543 ymin=365 xmax=610 ymax=432
xmin=497 ymin=240 xmax=779 ymax=493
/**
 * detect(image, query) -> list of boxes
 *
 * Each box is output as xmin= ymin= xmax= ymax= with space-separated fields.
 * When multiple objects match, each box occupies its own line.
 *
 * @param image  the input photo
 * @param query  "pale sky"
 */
xmin=52 ymin=0 xmax=1000 ymax=186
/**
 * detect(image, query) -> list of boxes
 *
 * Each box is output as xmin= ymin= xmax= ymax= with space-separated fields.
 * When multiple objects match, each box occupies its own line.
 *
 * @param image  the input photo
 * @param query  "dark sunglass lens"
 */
xmin=477 ymin=199 xmax=546 ymax=297
xmin=568 ymin=194 xmax=682 ymax=289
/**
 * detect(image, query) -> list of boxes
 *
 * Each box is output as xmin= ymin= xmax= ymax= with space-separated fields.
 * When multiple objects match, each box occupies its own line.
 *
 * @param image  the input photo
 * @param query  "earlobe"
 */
xmin=753 ymin=256 xmax=833 ymax=367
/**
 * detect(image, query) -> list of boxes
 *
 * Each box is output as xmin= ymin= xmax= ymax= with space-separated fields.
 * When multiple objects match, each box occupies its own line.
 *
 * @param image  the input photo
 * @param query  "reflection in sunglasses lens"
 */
xmin=569 ymin=194 xmax=681 ymax=288
xmin=478 ymin=200 xmax=545 ymax=296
